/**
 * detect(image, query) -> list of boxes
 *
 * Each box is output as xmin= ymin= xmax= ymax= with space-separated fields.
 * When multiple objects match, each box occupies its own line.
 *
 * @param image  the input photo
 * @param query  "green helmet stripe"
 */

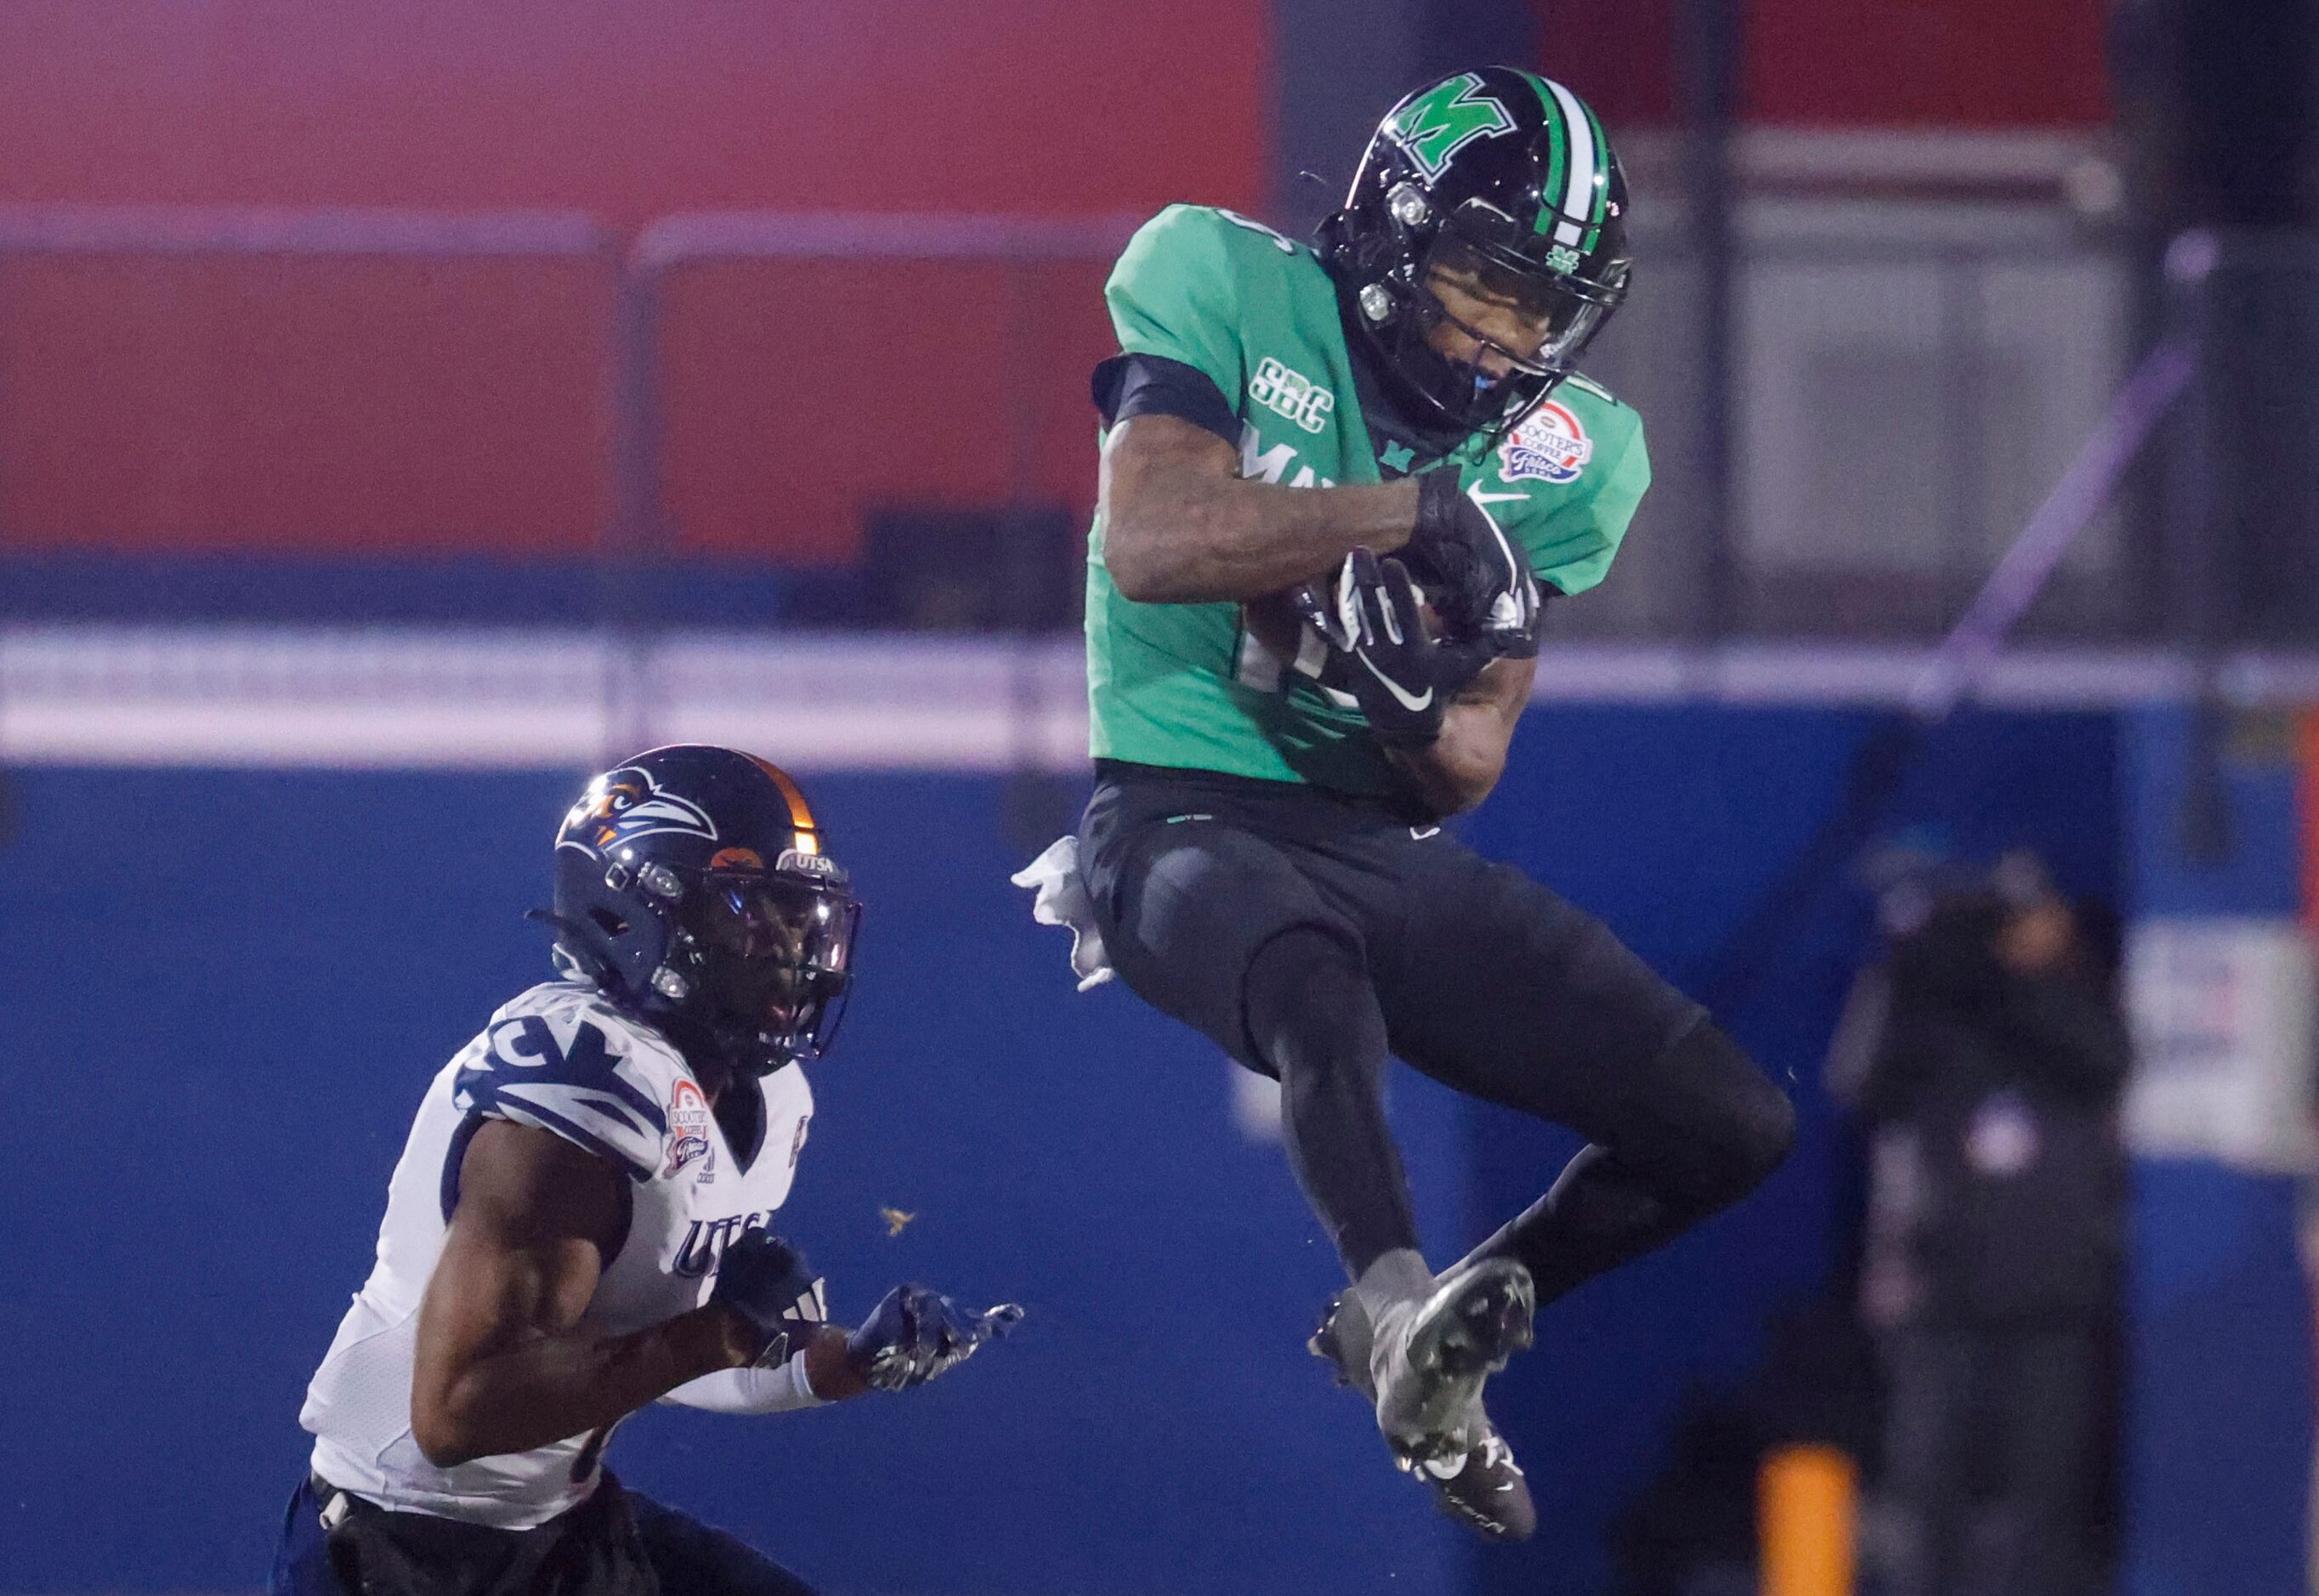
xmin=1538 ymin=77 xmax=1601 ymax=251
xmin=1521 ymin=73 xmax=1571 ymax=241
xmin=1576 ymin=95 xmax=1612 ymax=252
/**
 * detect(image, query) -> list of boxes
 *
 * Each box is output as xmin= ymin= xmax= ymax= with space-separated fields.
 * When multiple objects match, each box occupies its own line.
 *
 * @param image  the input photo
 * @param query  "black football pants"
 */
xmin=270 ymin=1474 xmax=815 ymax=1596
xmin=1078 ymin=761 xmax=1795 ymax=1300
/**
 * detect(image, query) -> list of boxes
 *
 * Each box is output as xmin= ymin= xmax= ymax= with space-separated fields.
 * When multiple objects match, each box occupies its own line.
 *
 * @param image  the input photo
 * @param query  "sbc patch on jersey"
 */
xmin=1500 ymin=400 xmax=1592 ymax=484
xmin=1249 ymin=356 xmax=1335 ymax=433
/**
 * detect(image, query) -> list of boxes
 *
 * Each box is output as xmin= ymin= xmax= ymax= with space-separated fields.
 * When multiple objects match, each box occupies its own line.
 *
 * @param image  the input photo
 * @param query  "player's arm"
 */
xmin=662 ymin=1326 xmax=868 ymax=1414
xmin=1383 ymin=653 xmax=1534 ymax=817
xmin=1316 ymin=550 xmax=1537 ymax=817
xmin=409 ymin=1119 xmax=773 ymax=1467
xmin=1100 ymin=414 xmax=1419 ymax=604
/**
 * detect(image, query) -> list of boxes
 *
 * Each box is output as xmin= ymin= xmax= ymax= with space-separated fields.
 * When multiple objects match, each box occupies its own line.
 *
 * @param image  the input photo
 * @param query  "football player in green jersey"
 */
xmin=1029 ymin=68 xmax=1794 ymax=1541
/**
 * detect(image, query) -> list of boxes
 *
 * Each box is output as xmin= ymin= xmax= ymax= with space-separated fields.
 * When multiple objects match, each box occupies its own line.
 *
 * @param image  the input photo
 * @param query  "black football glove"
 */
xmin=1302 ymin=549 xmax=1494 ymax=749
xmin=846 ymin=1285 xmax=1025 ymax=1392
xmin=1407 ymin=466 xmax=1546 ymax=659
xmin=708 ymin=1230 xmax=829 ymax=1368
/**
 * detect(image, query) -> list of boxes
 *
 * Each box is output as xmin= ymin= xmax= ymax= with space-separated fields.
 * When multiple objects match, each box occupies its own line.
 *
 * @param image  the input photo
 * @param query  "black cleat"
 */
xmin=1312 ymin=1287 xmax=1539 ymax=1543
xmin=1399 ymin=1418 xmax=1537 ymax=1542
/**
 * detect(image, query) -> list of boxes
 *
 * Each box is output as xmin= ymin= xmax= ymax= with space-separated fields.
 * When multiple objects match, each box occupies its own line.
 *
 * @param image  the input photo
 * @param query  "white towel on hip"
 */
xmin=1009 ymin=835 xmax=1114 ymax=991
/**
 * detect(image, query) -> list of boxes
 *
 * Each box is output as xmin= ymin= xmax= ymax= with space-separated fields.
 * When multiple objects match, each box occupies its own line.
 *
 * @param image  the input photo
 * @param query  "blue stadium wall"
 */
xmin=0 ymin=705 xmax=2122 ymax=1595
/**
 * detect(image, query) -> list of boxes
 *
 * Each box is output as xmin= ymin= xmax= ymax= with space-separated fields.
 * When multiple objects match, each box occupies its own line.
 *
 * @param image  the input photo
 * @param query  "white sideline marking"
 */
xmin=1 ymin=626 xmax=2313 ymax=771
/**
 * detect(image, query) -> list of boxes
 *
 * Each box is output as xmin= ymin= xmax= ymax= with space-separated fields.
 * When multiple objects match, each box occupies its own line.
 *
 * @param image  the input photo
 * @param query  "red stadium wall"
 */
xmin=0 ymin=1 xmax=1270 ymax=564
xmin=1539 ymin=0 xmax=2109 ymax=128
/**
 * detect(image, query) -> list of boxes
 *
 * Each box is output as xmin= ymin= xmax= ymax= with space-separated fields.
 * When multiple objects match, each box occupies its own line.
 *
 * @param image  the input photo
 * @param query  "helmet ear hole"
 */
xmin=588 ymin=907 xmax=630 ymax=937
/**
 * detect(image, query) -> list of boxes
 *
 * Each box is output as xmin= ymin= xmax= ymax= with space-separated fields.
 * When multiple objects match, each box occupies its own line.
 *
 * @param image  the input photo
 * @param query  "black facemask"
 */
xmin=672 ymin=871 xmax=859 ymax=1073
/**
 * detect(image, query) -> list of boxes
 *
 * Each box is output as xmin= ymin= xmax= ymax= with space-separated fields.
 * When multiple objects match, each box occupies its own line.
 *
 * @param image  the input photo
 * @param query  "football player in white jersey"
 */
xmin=271 ymin=744 xmax=1022 ymax=1596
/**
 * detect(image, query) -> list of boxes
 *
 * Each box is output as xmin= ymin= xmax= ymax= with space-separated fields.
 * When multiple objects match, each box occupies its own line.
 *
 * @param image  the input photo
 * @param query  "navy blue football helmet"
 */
xmin=548 ymin=745 xmax=859 ymax=1077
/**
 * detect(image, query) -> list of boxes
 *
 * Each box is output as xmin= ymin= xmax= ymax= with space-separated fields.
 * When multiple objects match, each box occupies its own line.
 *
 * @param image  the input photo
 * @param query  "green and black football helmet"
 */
xmin=1321 ymin=67 xmax=1633 ymax=438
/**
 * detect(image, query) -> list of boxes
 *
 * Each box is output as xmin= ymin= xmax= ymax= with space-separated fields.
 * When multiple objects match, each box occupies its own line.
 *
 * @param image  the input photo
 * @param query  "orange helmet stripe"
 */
xmin=746 ymin=754 xmax=820 ymax=852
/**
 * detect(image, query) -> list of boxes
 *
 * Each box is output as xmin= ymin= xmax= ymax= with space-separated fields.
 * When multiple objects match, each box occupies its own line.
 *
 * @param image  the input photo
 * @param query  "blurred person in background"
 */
xmin=274 ymin=746 xmax=1019 ymax=1596
xmin=1829 ymin=853 xmax=2129 ymax=1596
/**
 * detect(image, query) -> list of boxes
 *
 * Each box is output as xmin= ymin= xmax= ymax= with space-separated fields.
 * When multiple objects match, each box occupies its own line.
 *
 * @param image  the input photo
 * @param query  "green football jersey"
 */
xmin=1085 ymin=202 xmax=1651 ymax=795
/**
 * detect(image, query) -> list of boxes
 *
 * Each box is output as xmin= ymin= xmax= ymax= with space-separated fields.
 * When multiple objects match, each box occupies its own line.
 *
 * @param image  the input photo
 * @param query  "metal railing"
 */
xmin=607 ymin=212 xmax=1136 ymax=779
xmin=1 ymin=203 xmax=2310 ymax=654
xmin=1572 ymin=218 xmax=2142 ymax=642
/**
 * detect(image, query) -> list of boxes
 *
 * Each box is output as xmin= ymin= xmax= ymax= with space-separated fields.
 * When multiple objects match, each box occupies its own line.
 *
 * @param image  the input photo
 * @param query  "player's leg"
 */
xmin=627 ymin=1493 xmax=819 ymax=1596
xmin=270 ymin=1474 xmax=646 ymax=1595
xmin=1079 ymin=780 xmax=1528 ymax=1453
xmin=1243 ymin=919 xmax=1536 ymax=1452
xmin=1246 ymin=922 xmax=1417 ymax=1271
xmin=1379 ymin=842 xmax=1795 ymax=1305
xmin=1078 ymin=782 xmax=1421 ymax=1276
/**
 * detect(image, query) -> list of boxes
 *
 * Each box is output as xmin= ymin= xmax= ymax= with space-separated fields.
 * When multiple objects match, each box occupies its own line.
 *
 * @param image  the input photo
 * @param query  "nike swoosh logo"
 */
xmin=1353 ymin=649 xmax=1433 ymax=713
xmin=1464 ymin=485 xmax=1524 ymax=586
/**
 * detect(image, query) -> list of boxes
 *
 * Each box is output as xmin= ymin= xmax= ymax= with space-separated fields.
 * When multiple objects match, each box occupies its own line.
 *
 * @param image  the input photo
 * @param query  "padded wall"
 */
xmin=0 ymin=704 xmax=2122 ymax=1593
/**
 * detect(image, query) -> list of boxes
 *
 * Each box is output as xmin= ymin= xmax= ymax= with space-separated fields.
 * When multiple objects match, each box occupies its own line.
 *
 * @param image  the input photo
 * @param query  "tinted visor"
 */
xmin=1416 ymin=231 xmax=1620 ymax=381
xmin=680 ymin=871 xmax=859 ymax=1066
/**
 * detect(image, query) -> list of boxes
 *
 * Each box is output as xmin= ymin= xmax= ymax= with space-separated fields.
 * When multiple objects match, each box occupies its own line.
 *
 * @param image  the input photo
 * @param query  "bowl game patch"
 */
xmin=1500 ymin=400 xmax=1592 ymax=484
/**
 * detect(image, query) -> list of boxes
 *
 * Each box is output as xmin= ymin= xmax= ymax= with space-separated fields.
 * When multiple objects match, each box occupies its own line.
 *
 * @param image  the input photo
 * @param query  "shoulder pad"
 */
xmin=1151 ymin=206 xmax=1320 ymax=284
xmin=453 ymin=984 xmax=681 ymax=1182
xmin=1557 ymin=371 xmax=1621 ymax=407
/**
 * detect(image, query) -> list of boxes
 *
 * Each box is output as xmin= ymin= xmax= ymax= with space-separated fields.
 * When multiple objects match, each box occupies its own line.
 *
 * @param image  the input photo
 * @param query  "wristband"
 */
xmin=785 ymin=1346 xmax=828 ymax=1408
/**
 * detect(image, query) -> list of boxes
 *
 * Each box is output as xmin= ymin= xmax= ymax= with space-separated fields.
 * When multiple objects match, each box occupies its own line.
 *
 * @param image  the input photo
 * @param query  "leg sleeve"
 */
xmin=1246 ymin=925 xmax=1420 ymax=1274
xmin=1077 ymin=787 xmax=1419 ymax=1275
xmin=1377 ymin=842 xmax=1794 ymax=1302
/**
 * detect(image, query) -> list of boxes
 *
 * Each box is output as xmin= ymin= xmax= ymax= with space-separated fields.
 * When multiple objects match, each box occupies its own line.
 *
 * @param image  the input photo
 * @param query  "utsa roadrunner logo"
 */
xmin=1389 ymin=73 xmax=1516 ymax=181
xmin=558 ymin=767 xmax=717 ymax=858
xmin=488 ymin=1011 xmax=621 ymax=1078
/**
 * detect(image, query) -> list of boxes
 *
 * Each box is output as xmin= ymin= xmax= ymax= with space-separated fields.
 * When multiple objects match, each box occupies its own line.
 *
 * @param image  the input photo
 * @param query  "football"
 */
xmin=1240 ymin=560 xmax=1445 ymax=667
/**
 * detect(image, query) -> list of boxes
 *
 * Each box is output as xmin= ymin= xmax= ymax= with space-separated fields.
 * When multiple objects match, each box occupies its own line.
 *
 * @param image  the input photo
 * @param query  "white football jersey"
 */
xmin=299 ymin=980 xmax=814 ymax=1529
